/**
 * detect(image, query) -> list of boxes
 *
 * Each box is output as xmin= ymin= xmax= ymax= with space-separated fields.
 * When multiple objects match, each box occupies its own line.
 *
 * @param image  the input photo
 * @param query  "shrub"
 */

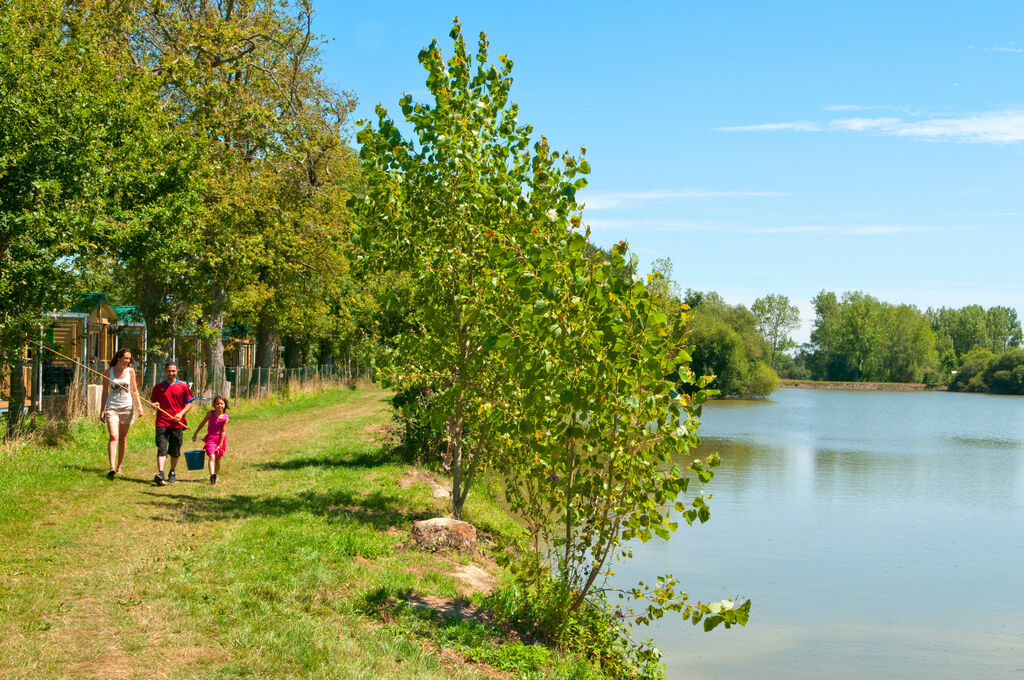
xmin=745 ymin=362 xmax=779 ymax=396
xmin=390 ymin=385 xmax=446 ymax=465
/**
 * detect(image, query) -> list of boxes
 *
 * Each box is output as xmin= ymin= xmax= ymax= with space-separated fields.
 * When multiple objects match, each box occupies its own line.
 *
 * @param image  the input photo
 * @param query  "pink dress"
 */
xmin=203 ymin=412 xmax=229 ymax=457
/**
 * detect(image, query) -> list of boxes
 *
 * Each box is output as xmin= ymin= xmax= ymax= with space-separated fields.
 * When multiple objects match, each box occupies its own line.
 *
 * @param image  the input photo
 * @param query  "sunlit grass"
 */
xmin=0 ymin=385 xmax=613 ymax=680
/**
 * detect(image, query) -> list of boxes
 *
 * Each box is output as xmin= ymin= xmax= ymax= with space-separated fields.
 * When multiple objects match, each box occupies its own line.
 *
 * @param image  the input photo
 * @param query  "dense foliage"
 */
xmin=949 ymin=348 xmax=1024 ymax=394
xmin=682 ymin=291 xmax=778 ymax=396
xmin=751 ymin=294 xmax=800 ymax=370
xmin=1 ymin=0 xmax=368 ymax=434
xmin=805 ymin=290 xmax=940 ymax=383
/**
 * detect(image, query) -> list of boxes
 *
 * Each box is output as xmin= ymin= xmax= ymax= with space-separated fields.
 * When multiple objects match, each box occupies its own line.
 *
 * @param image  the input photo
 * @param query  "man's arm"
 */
xmin=176 ymin=400 xmax=195 ymax=421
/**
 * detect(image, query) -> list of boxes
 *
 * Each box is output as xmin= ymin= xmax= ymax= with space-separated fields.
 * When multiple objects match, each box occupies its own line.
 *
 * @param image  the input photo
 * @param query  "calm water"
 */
xmin=617 ymin=388 xmax=1024 ymax=680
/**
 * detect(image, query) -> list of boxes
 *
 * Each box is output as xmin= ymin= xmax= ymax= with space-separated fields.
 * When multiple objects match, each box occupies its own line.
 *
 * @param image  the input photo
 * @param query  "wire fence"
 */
xmin=2 ymin=359 xmax=375 ymax=422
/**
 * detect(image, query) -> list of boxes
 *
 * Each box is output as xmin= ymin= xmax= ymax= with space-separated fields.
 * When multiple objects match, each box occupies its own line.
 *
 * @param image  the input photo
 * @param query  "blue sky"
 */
xmin=315 ymin=1 xmax=1024 ymax=341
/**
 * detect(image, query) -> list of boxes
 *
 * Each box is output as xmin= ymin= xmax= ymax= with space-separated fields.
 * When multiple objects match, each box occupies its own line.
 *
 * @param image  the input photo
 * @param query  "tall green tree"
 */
xmin=928 ymin=305 xmax=988 ymax=359
xmin=751 ymin=294 xmax=800 ymax=370
xmin=99 ymin=0 xmax=356 ymax=391
xmin=984 ymin=306 xmax=1021 ymax=351
xmin=353 ymin=20 xmax=589 ymax=517
xmin=0 ymin=1 xmax=174 ymax=435
xmin=810 ymin=291 xmax=938 ymax=382
xmin=647 ymin=257 xmax=683 ymax=315
xmin=867 ymin=304 xmax=938 ymax=383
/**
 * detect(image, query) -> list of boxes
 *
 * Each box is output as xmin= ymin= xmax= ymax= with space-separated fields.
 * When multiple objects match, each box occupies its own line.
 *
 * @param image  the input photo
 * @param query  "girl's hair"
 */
xmin=109 ymin=347 xmax=132 ymax=368
xmin=212 ymin=395 xmax=230 ymax=410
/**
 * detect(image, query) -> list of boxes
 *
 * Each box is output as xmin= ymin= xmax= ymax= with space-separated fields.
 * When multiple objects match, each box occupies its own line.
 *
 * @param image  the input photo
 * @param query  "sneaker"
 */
xmin=106 ymin=470 xmax=116 ymax=480
xmin=154 ymin=472 xmax=166 ymax=486
xmin=168 ymin=470 xmax=177 ymax=484
xmin=210 ymin=473 xmax=217 ymax=485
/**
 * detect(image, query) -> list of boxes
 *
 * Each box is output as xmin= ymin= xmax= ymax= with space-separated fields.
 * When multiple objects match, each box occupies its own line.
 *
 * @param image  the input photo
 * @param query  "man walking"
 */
xmin=150 ymin=362 xmax=195 ymax=486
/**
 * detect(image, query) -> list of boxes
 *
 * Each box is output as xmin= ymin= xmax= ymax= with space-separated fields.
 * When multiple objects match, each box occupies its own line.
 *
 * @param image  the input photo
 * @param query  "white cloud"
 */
xmin=718 ymin=108 xmax=1024 ymax=144
xmin=892 ymin=110 xmax=1024 ymax=142
xmin=713 ymin=121 xmax=822 ymax=132
xmin=829 ymin=117 xmax=902 ymax=132
xmin=582 ymin=189 xmax=790 ymax=210
xmin=989 ymin=42 xmax=1023 ymax=53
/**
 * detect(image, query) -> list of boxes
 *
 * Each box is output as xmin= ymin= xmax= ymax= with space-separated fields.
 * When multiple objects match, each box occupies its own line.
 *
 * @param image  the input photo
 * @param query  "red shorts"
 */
xmin=203 ymin=435 xmax=226 ymax=458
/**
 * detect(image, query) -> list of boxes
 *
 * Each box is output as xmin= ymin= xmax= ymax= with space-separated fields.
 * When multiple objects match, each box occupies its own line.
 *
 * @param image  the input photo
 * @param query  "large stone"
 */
xmin=411 ymin=517 xmax=477 ymax=553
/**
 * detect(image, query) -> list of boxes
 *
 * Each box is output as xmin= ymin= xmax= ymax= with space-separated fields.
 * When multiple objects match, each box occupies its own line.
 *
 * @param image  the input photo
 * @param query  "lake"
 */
xmin=616 ymin=388 xmax=1024 ymax=680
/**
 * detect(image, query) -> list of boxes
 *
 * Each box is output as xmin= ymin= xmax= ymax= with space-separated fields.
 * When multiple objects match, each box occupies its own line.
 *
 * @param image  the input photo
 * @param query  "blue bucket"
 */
xmin=184 ymin=449 xmax=205 ymax=471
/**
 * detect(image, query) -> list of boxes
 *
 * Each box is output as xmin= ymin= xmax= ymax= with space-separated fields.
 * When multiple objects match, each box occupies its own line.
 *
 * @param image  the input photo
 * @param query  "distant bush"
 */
xmin=981 ymin=349 xmax=1024 ymax=394
xmin=390 ymin=386 xmax=446 ymax=465
xmin=949 ymin=348 xmax=1024 ymax=394
xmin=746 ymin=362 xmax=779 ymax=396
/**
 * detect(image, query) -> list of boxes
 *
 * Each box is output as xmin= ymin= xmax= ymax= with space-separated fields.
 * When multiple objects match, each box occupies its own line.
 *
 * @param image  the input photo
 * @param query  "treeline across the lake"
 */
xmin=781 ymin=291 xmax=1024 ymax=394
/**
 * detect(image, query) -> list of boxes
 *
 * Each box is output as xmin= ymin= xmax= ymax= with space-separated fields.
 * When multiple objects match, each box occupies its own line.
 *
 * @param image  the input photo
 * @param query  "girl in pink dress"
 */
xmin=192 ymin=396 xmax=229 ymax=484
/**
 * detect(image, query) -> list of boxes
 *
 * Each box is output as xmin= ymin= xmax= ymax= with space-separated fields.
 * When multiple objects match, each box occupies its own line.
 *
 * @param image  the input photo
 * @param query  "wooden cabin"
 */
xmin=38 ymin=295 xmax=148 ymax=414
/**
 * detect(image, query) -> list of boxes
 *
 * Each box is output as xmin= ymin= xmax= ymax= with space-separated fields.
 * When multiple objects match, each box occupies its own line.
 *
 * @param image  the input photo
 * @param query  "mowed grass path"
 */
xmin=0 ymin=387 xmax=499 ymax=680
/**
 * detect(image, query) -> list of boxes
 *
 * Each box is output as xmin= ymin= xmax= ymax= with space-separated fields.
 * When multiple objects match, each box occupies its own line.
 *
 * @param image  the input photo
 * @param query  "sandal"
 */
xmin=106 ymin=470 xmax=116 ymax=480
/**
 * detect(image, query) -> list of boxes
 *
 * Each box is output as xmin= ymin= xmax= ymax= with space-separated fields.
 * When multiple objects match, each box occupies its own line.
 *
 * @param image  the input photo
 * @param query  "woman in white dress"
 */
xmin=100 ymin=348 xmax=143 ymax=478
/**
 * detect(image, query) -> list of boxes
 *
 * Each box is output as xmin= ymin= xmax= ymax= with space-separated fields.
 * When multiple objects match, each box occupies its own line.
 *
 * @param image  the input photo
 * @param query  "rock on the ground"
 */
xmin=411 ymin=517 xmax=477 ymax=552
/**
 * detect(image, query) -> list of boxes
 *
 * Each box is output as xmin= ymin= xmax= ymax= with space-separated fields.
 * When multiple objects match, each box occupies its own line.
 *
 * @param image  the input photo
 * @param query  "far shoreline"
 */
xmin=779 ymin=379 xmax=947 ymax=392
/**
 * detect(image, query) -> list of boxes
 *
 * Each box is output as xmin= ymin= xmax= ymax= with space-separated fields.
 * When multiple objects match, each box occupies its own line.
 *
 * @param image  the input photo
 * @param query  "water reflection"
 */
xmin=615 ymin=388 xmax=1024 ymax=680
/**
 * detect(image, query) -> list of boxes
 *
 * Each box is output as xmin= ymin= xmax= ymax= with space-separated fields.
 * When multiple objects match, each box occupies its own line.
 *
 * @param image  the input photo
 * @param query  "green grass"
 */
xmin=0 ymin=386 xmax=614 ymax=680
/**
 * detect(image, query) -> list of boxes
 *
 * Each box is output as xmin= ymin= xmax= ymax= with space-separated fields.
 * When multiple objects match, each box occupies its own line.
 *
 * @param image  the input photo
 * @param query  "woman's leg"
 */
xmin=106 ymin=416 xmax=120 ymax=473
xmin=214 ymin=456 xmax=221 ymax=475
xmin=116 ymin=420 xmax=130 ymax=473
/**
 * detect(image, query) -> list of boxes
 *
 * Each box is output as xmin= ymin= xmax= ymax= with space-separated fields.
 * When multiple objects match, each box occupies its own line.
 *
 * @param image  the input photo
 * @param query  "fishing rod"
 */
xmin=39 ymin=342 xmax=190 ymax=428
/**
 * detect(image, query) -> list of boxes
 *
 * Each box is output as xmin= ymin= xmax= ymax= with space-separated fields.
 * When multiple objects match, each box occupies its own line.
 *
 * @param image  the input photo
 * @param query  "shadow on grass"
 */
xmin=254 ymin=445 xmax=399 ymax=472
xmin=59 ymin=464 xmax=156 ymax=486
xmin=114 ymin=475 xmax=156 ymax=486
xmin=140 ymin=487 xmax=433 ymax=530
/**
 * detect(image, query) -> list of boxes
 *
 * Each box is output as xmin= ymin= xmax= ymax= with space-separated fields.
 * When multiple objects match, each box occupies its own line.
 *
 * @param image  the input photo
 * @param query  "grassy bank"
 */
xmin=0 ymin=386 xmax=603 ymax=680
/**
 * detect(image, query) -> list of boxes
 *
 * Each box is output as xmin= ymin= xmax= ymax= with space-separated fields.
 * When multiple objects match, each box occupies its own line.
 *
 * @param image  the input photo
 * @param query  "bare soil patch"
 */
xmin=399 ymin=469 xmax=451 ymax=498
xmin=404 ymin=594 xmax=494 ymax=625
xmin=435 ymin=645 xmax=509 ymax=680
xmin=451 ymin=563 xmax=496 ymax=595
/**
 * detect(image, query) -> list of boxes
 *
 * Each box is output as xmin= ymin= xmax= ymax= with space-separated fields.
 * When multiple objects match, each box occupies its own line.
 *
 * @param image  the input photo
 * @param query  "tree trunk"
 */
xmin=139 ymin=271 xmax=170 ymax=360
xmin=204 ymin=287 xmax=227 ymax=398
xmin=283 ymin=337 xmax=302 ymax=369
xmin=251 ymin=311 xmax=277 ymax=393
xmin=5 ymin=348 xmax=26 ymax=440
xmin=254 ymin=313 xmax=278 ymax=370
xmin=317 ymin=341 xmax=333 ymax=366
xmin=450 ymin=319 xmax=471 ymax=519
xmin=450 ymin=398 xmax=465 ymax=519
